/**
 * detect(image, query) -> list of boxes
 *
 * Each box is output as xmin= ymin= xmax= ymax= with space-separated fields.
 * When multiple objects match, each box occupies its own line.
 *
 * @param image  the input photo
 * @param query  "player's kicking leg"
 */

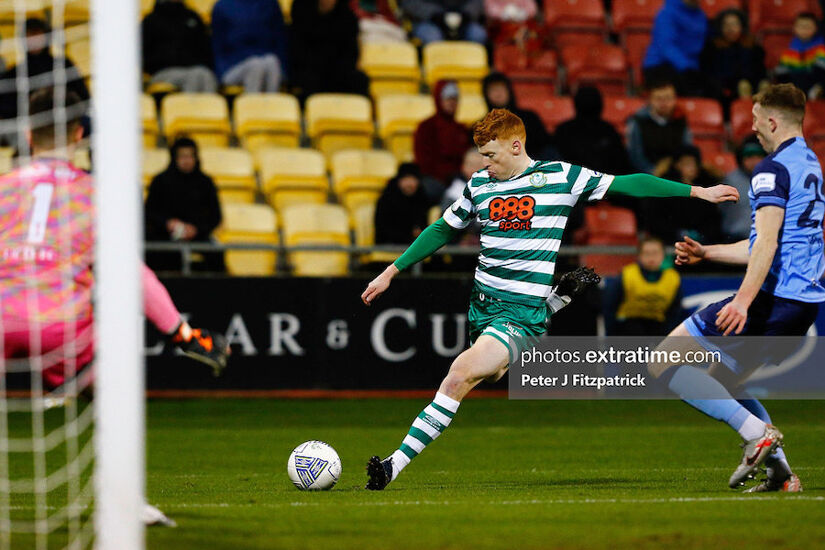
xmin=142 ymin=263 xmax=229 ymax=376
xmin=366 ymin=334 xmax=511 ymax=490
xmin=364 ymin=268 xmax=599 ymax=490
xmin=648 ymin=321 xmax=784 ymax=489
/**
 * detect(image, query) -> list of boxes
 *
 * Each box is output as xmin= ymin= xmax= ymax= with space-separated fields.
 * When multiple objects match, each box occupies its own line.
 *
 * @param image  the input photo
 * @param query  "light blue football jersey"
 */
xmin=748 ymin=137 xmax=825 ymax=303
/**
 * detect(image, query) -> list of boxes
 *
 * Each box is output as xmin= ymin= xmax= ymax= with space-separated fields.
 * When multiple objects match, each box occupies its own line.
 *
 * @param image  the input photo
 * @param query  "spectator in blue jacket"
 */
xmin=211 ymin=0 xmax=288 ymax=93
xmin=643 ymin=0 xmax=709 ymax=96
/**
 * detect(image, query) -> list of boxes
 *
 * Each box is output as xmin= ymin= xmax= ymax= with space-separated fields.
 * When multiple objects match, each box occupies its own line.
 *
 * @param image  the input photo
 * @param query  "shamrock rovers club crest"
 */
xmin=528 ymin=172 xmax=547 ymax=187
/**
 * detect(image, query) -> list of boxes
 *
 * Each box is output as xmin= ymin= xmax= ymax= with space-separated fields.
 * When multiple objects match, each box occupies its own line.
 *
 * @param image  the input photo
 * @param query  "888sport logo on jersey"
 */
xmin=489 ymin=195 xmax=535 ymax=231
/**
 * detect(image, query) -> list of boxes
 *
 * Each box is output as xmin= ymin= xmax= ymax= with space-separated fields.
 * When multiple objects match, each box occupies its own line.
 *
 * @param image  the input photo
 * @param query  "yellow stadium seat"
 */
xmin=141 ymin=0 xmax=155 ymax=16
xmin=360 ymin=41 xmax=420 ymax=99
xmin=331 ymin=149 xmax=396 ymax=212
xmin=161 ymin=93 xmax=231 ymax=147
xmin=145 ymin=81 xmax=179 ymax=96
xmin=282 ymin=203 xmax=350 ymax=276
xmin=0 ymin=146 xmax=13 ymax=174
xmin=218 ymin=203 xmax=279 ymax=276
xmin=422 ymin=41 xmax=488 ymax=95
xmin=278 ymin=0 xmax=294 ymax=22
xmin=61 ymin=0 xmax=89 ymax=26
xmin=376 ymin=94 xmax=435 ymax=162
xmin=428 ymin=204 xmax=442 ymax=225
xmin=142 ymin=148 xmax=170 ymax=187
xmin=142 ymin=94 xmax=159 ymax=148
xmin=66 ymin=39 xmax=90 ymax=80
xmin=73 ymin=148 xmax=91 ymax=171
xmin=256 ymin=147 xmax=329 ymax=212
xmin=185 ymin=0 xmax=216 ymax=23
xmin=199 ymin=147 xmax=257 ymax=204
xmin=305 ymin=93 xmax=374 ymax=159
xmin=456 ymin=93 xmax=488 ymax=126
xmin=0 ymin=24 xmax=13 ymax=68
xmin=0 ymin=3 xmax=45 ymax=23
xmin=351 ymin=202 xmax=400 ymax=264
xmin=234 ymin=93 xmax=301 ymax=153
xmin=352 ymin=202 xmax=375 ymax=247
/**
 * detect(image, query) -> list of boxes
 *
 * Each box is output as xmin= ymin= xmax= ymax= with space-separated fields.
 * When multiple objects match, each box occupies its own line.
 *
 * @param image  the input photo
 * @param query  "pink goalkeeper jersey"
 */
xmin=0 ymin=158 xmax=93 ymax=327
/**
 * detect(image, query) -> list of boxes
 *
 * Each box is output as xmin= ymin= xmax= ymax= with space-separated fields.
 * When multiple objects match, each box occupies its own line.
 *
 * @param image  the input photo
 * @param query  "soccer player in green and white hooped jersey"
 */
xmin=360 ymin=108 xmax=740 ymax=490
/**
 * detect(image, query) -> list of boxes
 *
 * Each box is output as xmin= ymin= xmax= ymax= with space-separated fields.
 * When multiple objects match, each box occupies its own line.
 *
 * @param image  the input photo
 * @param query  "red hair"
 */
xmin=472 ymin=108 xmax=526 ymax=147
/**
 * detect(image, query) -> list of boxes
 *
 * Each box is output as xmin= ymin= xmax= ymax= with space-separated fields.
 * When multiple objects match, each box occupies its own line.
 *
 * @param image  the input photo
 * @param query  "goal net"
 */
xmin=0 ymin=1 xmax=142 ymax=549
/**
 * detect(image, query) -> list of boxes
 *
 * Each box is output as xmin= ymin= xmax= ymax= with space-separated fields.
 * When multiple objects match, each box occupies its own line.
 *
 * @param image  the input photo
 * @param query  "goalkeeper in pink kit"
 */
xmin=0 ymin=88 xmax=228 ymax=393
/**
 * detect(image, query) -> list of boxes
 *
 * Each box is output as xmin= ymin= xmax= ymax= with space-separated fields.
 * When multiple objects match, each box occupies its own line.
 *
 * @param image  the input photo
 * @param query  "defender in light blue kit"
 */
xmin=651 ymin=83 xmax=824 ymax=492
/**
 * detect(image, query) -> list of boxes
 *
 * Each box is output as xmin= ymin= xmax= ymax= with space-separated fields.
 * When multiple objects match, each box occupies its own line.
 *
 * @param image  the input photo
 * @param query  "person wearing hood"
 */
xmin=555 ymin=86 xmax=630 ymax=175
xmin=482 ymin=72 xmax=555 ymax=159
xmin=0 ymin=19 xmax=89 ymax=123
xmin=642 ymin=0 xmax=709 ymax=96
xmin=142 ymin=0 xmax=217 ymax=93
xmin=374 ymin=163 xmax=432 ymax=245
xmin=290 ymin=0 xmax=369 ymax=102
xmin=144 ymin=137 xmax=224 ymax=272
xmin=413 ymin=80 xmax=472 ymax=198
xmin=211 ymin=0 xmax=287 ymax=93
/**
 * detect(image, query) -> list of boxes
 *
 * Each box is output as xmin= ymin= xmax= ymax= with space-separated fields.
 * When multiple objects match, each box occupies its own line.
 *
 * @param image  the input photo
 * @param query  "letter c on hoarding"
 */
xmin=371 ymin=308 xmax=416 ymax=362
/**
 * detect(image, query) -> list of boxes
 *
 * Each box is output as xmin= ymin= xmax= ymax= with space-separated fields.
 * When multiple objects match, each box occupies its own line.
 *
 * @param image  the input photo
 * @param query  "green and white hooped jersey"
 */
xmin=442 ymin=160 xmax=614 ymax=307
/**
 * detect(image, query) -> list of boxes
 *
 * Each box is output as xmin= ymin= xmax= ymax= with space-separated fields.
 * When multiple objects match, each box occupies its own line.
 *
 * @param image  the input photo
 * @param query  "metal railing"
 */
xmin=145 ymin=241 xmax=641 ymax=276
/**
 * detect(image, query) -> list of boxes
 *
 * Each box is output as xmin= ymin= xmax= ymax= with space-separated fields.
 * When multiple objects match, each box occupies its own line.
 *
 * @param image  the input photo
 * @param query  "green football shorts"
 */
xmin=467 ymin=287 xmax=547 ymax=365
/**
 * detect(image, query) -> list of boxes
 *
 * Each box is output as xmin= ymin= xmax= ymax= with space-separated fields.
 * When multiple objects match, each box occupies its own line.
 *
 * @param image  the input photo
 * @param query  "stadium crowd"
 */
xmin=0 ymin=0 xmax=818 ymax=318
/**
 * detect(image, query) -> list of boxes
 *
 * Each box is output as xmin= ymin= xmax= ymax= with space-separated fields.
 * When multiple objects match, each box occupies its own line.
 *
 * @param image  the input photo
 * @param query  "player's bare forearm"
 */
xmin=362 ymin=264 xmax=399 ymax=306
xmin=704 ymin=240 xmax=751 ymax=265
xmin=689 ymin=184 xmax=740 ymax=203
xmin=734 ymin=207 xmax=784 ymax=306
xmin=714 ymin=208 xmax=783 ymax=335
xmin=735 ymin=238 xmax=778 ymax=306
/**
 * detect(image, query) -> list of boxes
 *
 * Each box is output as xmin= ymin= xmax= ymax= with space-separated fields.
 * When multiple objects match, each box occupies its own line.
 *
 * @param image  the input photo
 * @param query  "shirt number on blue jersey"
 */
xmin=797 ymin=173 xmax=824 ymax=229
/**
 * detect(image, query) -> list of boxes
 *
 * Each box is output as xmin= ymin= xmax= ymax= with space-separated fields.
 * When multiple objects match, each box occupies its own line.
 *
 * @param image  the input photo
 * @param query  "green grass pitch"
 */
xmin=144 ymin=398 xmax=824 ymax=550
xmin=6 ymin=398 xmax=825 ymax=549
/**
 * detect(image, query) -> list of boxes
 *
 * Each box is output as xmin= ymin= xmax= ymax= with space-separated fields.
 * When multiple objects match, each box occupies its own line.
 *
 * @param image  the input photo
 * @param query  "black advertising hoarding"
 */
xmin=147 ymin=276 xmax=598 ymax=390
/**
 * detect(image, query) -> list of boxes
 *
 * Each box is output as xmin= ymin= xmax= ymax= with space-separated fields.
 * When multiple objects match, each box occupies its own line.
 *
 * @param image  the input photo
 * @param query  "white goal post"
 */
xmin=91 ymin=0 xmax=144 ymax=548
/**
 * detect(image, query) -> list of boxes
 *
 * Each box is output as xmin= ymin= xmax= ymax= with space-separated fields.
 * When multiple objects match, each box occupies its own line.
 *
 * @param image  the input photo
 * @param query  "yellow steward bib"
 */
xmin=616 ymin=263 xmax=680 ymax=323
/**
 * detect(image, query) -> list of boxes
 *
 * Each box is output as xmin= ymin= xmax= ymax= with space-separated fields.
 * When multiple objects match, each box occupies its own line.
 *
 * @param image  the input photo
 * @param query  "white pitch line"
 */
xmin=6 ymin=494 xmax=823 ymax=512
xmin=146 ymin=495 xmax=825 ymax=509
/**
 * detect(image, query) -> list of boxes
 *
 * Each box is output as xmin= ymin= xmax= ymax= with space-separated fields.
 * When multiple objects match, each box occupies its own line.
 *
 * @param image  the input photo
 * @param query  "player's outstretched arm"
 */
xmin=675 ymin=236 xmax=750 ymax=266
xmin=361 ymin=218 xmax=459 ymax=306
xmin=606 ymin=173 xmax=739 ymax=203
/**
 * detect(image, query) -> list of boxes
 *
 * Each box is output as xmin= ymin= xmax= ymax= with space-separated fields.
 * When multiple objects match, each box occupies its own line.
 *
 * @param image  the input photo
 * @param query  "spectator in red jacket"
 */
xmin=414 ymin=80 xmax=472 ymax=200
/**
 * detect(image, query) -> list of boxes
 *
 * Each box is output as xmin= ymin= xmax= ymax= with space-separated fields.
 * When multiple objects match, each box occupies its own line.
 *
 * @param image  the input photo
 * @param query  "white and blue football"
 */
xmin=287 ymin=440 xmax=341 ymax=491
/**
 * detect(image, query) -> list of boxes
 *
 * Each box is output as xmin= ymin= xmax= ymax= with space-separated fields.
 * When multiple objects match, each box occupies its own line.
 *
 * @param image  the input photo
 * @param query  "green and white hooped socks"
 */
xmin=388 ymin=392 xmax=460 ymax=481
